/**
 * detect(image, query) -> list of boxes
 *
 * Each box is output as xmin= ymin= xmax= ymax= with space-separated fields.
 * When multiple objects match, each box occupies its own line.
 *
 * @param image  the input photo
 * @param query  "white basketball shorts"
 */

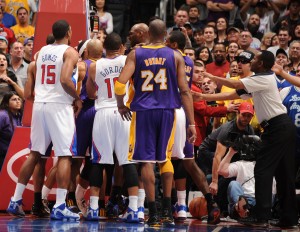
xmin=171 ymin=107 xmax=186 ymax=159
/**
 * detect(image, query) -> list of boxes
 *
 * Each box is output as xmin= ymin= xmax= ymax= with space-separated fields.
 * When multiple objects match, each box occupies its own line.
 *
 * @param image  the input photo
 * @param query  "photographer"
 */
xmin=200 ymin=102 xmax=254 ymax=213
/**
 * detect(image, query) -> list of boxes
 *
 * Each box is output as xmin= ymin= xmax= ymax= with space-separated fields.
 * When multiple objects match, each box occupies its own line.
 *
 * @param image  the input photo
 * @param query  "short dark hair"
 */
xmin=260 ymin=50 xmax=275 ymax=70
xmin=169 ymin=31 xmax=186 ymax=51
xmin=52 ymin=20 xmax=70 ymax=40
xmin=103 ymin=32 xmax=122 ymax=51
xmin=16 ymin=7 xmax=28 ymax=15
xmin=46 ymin=34 xmax=55 ymax=45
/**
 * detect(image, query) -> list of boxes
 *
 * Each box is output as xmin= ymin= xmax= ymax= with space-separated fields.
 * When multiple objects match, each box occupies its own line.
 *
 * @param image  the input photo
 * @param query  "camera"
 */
xmin=226 ymin=132 xmax=262 ymax=161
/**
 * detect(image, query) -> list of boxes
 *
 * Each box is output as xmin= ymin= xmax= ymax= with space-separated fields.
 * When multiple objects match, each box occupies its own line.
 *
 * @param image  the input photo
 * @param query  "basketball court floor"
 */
xmin=0 ymin=214 xmax=293 ymax=231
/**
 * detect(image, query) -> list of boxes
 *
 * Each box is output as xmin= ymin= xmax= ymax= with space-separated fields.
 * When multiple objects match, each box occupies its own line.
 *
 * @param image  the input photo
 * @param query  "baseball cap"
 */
xmin=235 ymin=50 xmax=255 ymax=64
xmin=239 ymin=102 xmax=254 ymax=115
xmin=0 ymin=36 xmax=8 ymax=44
xmin=184 ymin=22 xmax=192 ymax=29
xmin=227 ymin=27 xmax=240 ymax=34
xmin=276 ymin=48 xmax=288 ymax=58
xmin=24 ymin=36 xmax=34 ymax=46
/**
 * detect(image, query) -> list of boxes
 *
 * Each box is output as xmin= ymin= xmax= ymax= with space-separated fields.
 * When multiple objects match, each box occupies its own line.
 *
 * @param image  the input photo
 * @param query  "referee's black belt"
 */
xmin=260 ymin=114 xmax=287 ymax=129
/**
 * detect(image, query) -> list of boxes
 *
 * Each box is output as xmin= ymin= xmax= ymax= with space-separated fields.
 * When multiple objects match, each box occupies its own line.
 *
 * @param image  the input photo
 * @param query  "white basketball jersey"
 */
xmin=35 ymin=44 xmax=77 ymax=104
xmin=94 ymin=55 xmax=128 ymax=110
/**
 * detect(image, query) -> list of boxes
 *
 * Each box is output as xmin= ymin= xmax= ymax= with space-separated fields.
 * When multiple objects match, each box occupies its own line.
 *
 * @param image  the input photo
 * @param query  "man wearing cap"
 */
xmin=194 ymin=50 xmax=298 ymax=228
xmin=11 ymin=7 xmax=35 ymax=44
xmin=217 ymin=51 xmax=261 ymax=134
xmin=274 ymin=48 xmax=291 ymax=90
xmin=227 ymin=27 xmax=240 ymax=43
xmin=23 ymin=36 xmax=33 ymax=64
xmin=0 ymin=35 xmax=8 ymax=53
xmin=199 ymin=101 xmax=254 ymax=213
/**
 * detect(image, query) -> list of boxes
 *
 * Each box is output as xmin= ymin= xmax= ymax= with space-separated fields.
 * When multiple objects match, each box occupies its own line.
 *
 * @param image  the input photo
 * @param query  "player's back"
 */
xmin=35 ymin=44 xmax=76 ymax=104
xmin=131 ymin=45 xmax=181 ymax=111
xmin=94 ymin=55 xmax=127 ymax=110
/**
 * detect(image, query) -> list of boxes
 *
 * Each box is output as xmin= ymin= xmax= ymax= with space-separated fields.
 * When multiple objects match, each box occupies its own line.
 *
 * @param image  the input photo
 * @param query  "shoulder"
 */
xmin=105 ymin=12 xmax=113 ymax=18
xmin=0 ymin=110 xmax=9 ymax=120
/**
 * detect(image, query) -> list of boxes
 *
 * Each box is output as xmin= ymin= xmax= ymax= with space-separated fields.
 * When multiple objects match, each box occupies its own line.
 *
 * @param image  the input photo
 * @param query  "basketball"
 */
xmin=189 ymin=197 xmax=208 ymax=219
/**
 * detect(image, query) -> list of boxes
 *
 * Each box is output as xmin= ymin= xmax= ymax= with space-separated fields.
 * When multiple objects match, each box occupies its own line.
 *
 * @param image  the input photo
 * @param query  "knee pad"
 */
xmin=123 ymin=164 xmax=139 ymax=188
xmin=159 ymin=159 xmax=174 ymax=175
xmin=89 ymin=164 xmax=103 ymax=188
xmin=80 ymin=156 xmax=92 ymax=181
xmin=172 ymin=159 xmax=187 ymax=180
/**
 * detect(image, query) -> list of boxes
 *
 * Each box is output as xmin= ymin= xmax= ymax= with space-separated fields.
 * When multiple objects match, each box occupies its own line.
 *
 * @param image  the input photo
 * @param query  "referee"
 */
xmin=193 ymin=50 xmax=298 ymax=229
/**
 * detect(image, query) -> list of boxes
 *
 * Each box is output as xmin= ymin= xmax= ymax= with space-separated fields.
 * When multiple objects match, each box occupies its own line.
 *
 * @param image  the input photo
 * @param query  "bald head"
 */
xmin=129 ymin=23 xmax=149 ymax=47
xmin=132 ymin=23 xmax=148 ymax=33
xmin=87 ymin=39 xmax=103 ymax=59
xmin=149 ymin=19 xmax=166 ymax=41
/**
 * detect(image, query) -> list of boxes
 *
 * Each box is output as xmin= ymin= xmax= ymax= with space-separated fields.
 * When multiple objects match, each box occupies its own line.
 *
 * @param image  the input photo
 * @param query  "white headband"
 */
xmin=78 ymin=39 xmax=91 ymax=57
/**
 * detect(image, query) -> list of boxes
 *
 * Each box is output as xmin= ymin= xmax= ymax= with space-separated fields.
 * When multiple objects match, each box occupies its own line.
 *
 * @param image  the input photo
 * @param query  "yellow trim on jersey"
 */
xmin=142 ymin=45 xmax=166 ymax=49
xmin=126 ymin=79 xmax=135 ymax=109
xmin=128 ymin=112 xmax=136 ymax=161
xmin=177 ymin=49 xmax=186 ymax=57
xmin=166 ymin=110 xmax=176 ymax=160
xmin=114 ymin=80 xmax=126 ymax=95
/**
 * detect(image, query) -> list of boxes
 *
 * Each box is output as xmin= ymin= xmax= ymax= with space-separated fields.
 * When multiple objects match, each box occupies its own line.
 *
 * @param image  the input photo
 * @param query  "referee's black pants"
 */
xmin=255 ymin=114 xmax=298 ymax=225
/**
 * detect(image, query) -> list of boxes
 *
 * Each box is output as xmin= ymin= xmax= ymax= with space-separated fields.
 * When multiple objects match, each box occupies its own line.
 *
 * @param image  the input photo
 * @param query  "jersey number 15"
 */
xmin=41 ymin=64 xmax=56 ymax=84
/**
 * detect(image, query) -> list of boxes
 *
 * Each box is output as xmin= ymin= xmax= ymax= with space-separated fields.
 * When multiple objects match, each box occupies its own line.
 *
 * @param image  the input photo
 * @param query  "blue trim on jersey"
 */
xmin=92 ymin=141 xmax=102 ymax=163
xmin=70 ymin=129 xmax=77 ymax=156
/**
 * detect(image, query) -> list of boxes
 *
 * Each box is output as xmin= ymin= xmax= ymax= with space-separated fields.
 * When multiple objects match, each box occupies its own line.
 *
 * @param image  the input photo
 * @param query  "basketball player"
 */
xmin=86 ymin=32 xmax=139 ymax=222
xmin=115 ymin=19 xmax=196 ymax=226
xmin=166 ymin=30 xmax=221 ymax=224
xmin=7 ymin=20 xmax=82 ymax=221
xmin=73 ymin=39 xmax=103 ymax=217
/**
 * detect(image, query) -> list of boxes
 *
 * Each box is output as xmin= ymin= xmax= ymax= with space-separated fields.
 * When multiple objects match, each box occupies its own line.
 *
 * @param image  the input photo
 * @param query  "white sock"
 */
xmin=12 ymin=183 xmax=26 ymax=201
xmin=54 ymin=188 xmax=67 ymax=208
xmin=75 ymin=184 xmax=87 ymax=200
xmin=177 ymin=190 xmax=186 ymax=206
xmin=128 ymin=196 xmax=138 ymax=211
xmin=90 ymin=196 xmax=99 ymax=210
xmin=42 ymin=185 xmax=51 ymax=200
xmin=138 ymin=189 xmax=145 ymax=208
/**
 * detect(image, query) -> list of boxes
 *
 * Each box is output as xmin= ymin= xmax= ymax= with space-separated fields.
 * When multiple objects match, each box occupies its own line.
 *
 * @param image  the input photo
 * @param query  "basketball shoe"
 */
xmin=85 ymin=206 xmax=100 ymax=221
xmin=137 ymin=206 xmax=145 ymax=222
xmin=173 ymin=203 xmax=187 ymax=221
xmin=207 ymin=201 xmax=221 ymax=225
xmin=50 ymin=203 xmax=80 ymax=221
xmin=119 ymin=207 xmax=139 ymax=223
xmin=7 ymin=198 xmax=25 ymax=217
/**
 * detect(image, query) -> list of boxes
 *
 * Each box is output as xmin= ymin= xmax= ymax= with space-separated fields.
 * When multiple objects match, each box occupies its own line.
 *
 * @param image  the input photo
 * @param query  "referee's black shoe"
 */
xmin=238 ymin=216 xmax=269 ymax=228
xmin=269 ymin=220 xmax=298 ymax=229
xmin=31 ymin=201 xmax=50 ymax=218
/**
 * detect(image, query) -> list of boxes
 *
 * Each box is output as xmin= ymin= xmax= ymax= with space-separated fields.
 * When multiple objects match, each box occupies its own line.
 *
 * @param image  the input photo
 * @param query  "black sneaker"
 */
xmin=105 ymin=201 xmax=119 ymax=218
xmin=66 ymin=199 xmax=82 ymax=217
xmin=31 ymin=202 xmax=50 ymax=218
xmin=269 ymin=220 xmax=298 ymax=229
xmin=238 ymin=216 xmax=269 ymax=228
xmin=207 ymin=202 xmax=221 ymax=225
xmin=146 ymin=214 xmax=161 ymax=227
xmin=161 ymin=209 xmax=175 ymax=226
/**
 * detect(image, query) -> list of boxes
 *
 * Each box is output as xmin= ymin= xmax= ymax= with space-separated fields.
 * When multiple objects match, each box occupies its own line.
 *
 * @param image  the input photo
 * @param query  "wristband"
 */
xmin=114 ymin=80 xmax=126 ymax=95
xmin=189 ymin=124 xmax=196 ymax=127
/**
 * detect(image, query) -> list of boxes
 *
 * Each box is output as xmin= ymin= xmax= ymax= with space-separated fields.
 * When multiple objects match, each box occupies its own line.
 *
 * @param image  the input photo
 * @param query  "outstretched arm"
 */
xmin=192 ymin=90 xmax=241 ymax=102
xmin=272 ymin=63 xmax=300 ymax=87
xmin=204 ymin=72 xmax=245 ymax=89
